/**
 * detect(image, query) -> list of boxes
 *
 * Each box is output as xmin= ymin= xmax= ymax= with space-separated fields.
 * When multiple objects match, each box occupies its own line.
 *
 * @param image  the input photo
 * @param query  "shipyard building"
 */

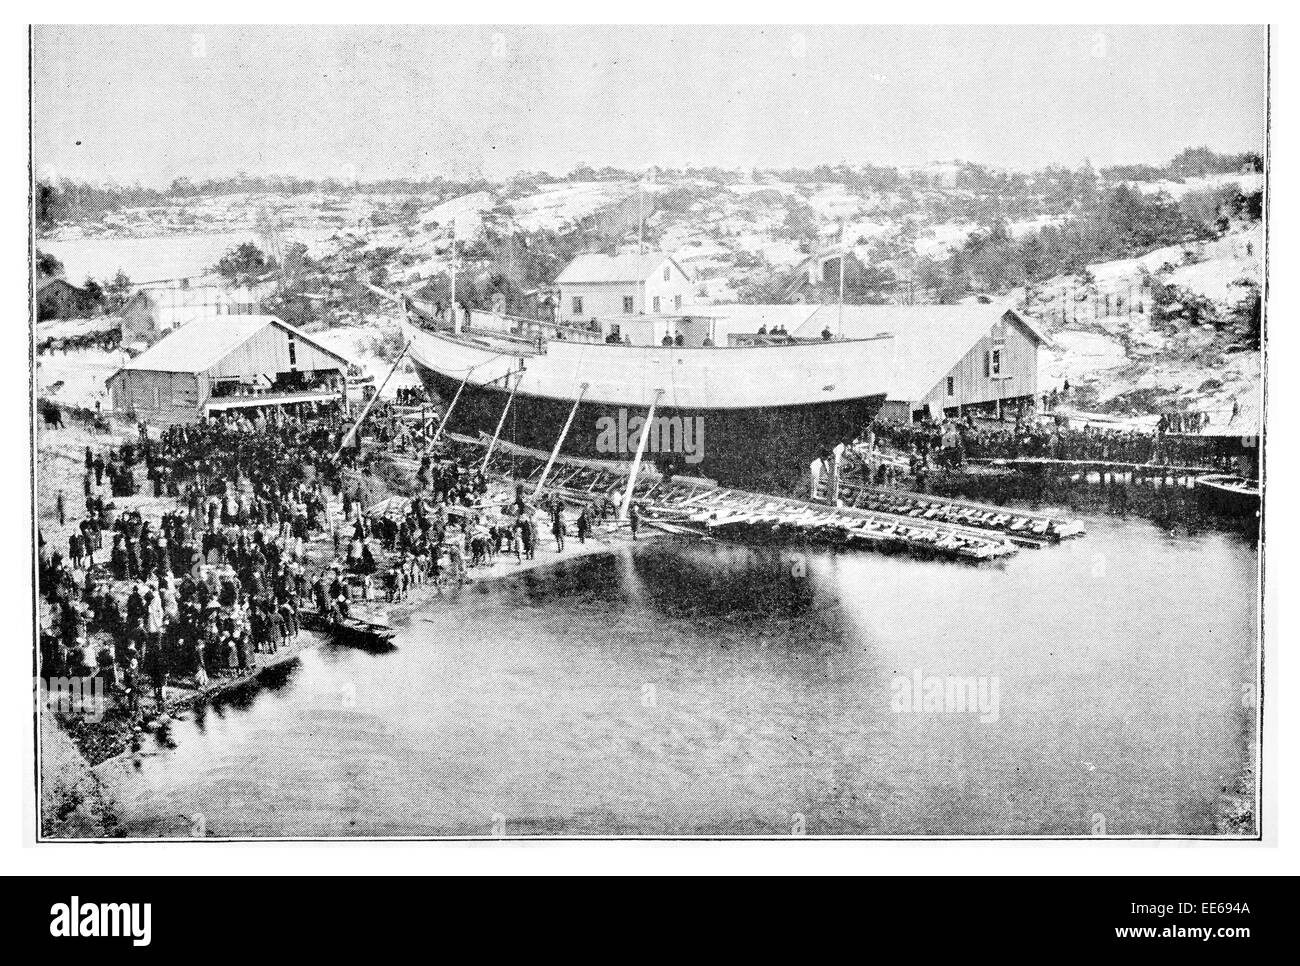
xmin=106 ymin=314 xmax=353 ymax=425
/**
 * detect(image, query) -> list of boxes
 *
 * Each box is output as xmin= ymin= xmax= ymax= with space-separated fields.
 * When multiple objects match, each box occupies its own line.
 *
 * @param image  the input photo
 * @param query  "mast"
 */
xmin=838 ymin=220 xmax=846 ymax=337
xmin=449 ymin=216 xmax=459 ymax=333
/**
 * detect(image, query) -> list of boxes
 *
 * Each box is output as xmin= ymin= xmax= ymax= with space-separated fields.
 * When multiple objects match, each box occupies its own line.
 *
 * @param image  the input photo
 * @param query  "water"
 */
xmin=42 ymin=233 xmax=266 ymax=285
xmin=42 ymin=225 xmax=338 ymax=284
xmin=103 ymin=512 xmax=1259 ymax=837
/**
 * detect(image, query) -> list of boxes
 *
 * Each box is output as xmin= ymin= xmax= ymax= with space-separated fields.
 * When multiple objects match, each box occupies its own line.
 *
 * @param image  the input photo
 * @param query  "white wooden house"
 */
xmin=554 ymin=251 xmax=693 ymax=326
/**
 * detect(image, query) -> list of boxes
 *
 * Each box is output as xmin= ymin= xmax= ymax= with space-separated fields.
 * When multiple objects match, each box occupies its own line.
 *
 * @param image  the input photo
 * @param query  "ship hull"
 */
xmin=412 ymin=358 xmax=884 ymax=488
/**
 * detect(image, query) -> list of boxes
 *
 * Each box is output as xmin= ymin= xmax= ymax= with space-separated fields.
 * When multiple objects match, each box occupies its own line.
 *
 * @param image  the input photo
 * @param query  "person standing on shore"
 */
xmin=56 ymin=490 xmax=65 ymax=527
xmin=629 ymin=502 xmax=640 ymax=541
xmin=521 ymin=514 xmax=535 ymax=561
xmin=551 ymin=502 xmax=566 ymax=552
xmin=509 ymin=517 xmax=524 ymax=563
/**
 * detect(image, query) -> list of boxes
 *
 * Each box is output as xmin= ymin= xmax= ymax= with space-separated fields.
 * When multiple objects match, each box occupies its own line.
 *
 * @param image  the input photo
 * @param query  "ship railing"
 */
xmin=467 ymin=309 xmax=606 ymax=346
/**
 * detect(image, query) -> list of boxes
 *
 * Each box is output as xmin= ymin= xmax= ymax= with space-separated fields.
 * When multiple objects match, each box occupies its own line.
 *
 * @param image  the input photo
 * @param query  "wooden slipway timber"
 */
xmin=382 ymin=433 xmax=1028 ymax=563
xmin=641 ymin=487 xmax=1018 ymax=562
xmin=819 ymin=479 xmax=1085 ymax=547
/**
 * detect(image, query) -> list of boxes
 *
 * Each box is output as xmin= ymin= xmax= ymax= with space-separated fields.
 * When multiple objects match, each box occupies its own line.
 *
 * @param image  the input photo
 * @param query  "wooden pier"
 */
xmin=968 ymin=457 xmax=1219 ymax=479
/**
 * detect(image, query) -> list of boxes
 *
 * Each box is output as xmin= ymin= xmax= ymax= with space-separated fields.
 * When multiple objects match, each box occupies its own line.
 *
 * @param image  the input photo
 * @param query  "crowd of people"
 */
xmin=39 ymin=397 xmax=623 ymax=719
xmin=393 ymin=385 xmax=431 ymax=406
xmin=40 ymin=406 xmax=365 ymax=709
xmin=861 ymin=411 xmax=1236 ymax=482
xmin=35 ymin=328 xmax=122 ymax=356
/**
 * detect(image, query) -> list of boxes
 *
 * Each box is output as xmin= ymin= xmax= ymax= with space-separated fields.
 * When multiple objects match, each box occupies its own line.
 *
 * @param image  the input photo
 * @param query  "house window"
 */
xmin=991 ymin=348 xmax=1002 ymax=376
xmin=288 ymin=337 xmax=297 ymax=367
xmin=609 ymin=324 xmax=620 ymax=341
xmin=674 ymin=294 xmax=682 ymax=311
xmin=663 ymin=267 xmax=671 ymax=281
xmin=623 ymin=296 xmax=634 ymax=313
xmin=652 ymin=296 xmax=661 ymax=313
xmin=572 ymin=296 xmax=583 ymax=315
xmin=946 ymin=376 xmax=955 ymax=397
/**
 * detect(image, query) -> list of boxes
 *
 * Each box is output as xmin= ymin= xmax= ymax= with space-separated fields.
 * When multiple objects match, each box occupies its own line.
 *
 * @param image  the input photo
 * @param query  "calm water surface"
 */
xmin=104 ymin=511 xmax=1258 ymax=837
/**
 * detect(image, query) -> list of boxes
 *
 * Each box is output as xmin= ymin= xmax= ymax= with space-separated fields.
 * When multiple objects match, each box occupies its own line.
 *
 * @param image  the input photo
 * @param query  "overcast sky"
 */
xmin=33 ymin=24 xmax=1268 ymax=187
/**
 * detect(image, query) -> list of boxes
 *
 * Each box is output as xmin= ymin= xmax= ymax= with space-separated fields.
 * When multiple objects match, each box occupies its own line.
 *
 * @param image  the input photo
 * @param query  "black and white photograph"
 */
xmin=27 ymin=23 xmax=1268 ymax=844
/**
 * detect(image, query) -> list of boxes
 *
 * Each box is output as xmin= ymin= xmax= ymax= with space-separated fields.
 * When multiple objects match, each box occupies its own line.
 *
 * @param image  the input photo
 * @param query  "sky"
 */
xmin=32 ymin=24 xmax=1268 ymax=187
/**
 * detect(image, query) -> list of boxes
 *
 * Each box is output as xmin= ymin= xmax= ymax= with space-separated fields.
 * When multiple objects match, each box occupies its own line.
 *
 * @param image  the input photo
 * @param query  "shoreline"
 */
xmin=84 ymin=523 xmax=654 ymax=768
xmin=35 ymin=413 xmax=1257 ymax=840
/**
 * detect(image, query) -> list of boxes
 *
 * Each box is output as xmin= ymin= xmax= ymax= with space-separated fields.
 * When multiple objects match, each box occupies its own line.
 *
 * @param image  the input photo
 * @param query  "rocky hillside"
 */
xmin=37 ymin=155 xmax=1264 ymax=417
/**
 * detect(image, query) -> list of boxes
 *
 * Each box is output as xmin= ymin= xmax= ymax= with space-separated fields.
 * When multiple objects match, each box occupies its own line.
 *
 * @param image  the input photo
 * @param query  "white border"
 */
xmin=2 ymin=8 xmax=1293 ymax=876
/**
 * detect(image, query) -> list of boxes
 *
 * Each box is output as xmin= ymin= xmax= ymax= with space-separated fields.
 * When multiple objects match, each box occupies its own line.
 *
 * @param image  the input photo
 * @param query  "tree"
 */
xmin=36 ymin=183 xmax=60 ymax=232
xmin=777 ymin=197 xmax=820 ymax=246
xmin=105 ymin=270 xmax=133 ymax=312
xmin=1234 ymin=190 xmax=1263 ymax=221
xmin=81 ymin=277 xmax=105 ymax=314
xmin=216 ymin=242 xmax=270 ymax=284
xmin=36 ymin=248 xmax=64 ymax=278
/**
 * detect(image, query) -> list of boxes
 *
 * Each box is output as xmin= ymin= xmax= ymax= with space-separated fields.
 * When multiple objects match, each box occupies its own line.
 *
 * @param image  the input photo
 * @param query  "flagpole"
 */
xmin=838 ymin=221 xmax=845 ymax=337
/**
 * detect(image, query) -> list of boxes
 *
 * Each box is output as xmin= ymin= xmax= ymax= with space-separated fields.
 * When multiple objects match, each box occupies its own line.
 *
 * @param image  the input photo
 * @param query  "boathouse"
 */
xmin=554 ymin=251 xmax=694 ymax=326
xmin=791 ymin=303 xmax=1050 ymax=421
xmin=106 ymin=314 xmax=353 ymax=424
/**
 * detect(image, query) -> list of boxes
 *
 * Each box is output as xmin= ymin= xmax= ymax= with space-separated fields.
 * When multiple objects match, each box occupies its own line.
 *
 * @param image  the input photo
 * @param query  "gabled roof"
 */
xmin=126 ymin=286 xmax=227 ymax=329
xmin=555 ymin=251 xmax=688 ymax=285
xmin=794 ymin=303 xmax=1050 ymax=402
xmin=36 ymin=276 xmax=83 ymax=294
xmin=112 ymin=314 xmax=352 ymax=375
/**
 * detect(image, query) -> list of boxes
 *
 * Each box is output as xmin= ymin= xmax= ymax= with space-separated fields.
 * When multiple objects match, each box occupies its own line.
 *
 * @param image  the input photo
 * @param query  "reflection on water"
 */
xmin=104 ymin=512 xmax=1259 ymax=837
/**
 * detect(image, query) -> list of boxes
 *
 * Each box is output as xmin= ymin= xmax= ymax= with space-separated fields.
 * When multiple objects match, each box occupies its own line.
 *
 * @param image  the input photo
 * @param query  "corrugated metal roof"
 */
xmin=555 ymin=251 xmax=686 ymax=284
xmin=114 ymin=314 xmax=352 ymax=375
xmin=794 ymin=303 xmax=1049 ymax=402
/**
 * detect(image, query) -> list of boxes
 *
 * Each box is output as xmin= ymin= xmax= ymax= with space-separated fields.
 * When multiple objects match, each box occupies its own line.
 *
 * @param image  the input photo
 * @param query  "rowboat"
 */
xmin=299 ymin=610 xmax=397 ymax=652
xmin=1194 ymin=474 xmax=1261 ymax=518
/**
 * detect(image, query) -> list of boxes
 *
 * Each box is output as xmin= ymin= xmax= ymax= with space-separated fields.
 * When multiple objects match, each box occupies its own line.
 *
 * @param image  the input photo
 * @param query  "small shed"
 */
xmin=36 ymin=277 xmax=97 ymax=321
xmin=106 ymin=314 xmax=353 ymax=424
